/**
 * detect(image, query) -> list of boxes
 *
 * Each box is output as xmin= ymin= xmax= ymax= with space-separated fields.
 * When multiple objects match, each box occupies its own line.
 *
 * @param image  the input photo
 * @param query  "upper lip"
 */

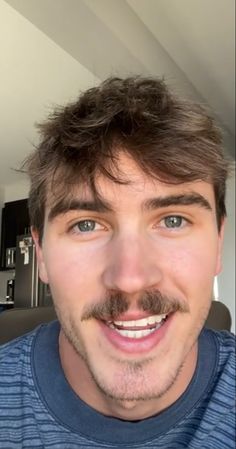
xmin=104 ymin=312 xmax=168 ymax=322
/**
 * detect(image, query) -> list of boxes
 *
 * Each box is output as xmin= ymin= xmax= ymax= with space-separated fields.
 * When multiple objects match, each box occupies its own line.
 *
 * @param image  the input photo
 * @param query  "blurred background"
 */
xmin=0 ymin=0 xmax=234 ymax=330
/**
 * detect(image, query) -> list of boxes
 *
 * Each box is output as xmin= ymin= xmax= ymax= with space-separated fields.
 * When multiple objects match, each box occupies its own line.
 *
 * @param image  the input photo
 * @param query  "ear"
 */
xmin=31 ymin=227 xmax=49 ymax=284
xmin=215 ymin=218 xmax=226 ymax=276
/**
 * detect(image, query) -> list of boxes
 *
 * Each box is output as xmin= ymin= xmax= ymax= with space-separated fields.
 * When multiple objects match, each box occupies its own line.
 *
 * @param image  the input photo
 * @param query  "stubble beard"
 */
xmin=55 ymin=290 xmax=205 ymax=405
xmin=59 ymin=315 xmax=185 ymax=404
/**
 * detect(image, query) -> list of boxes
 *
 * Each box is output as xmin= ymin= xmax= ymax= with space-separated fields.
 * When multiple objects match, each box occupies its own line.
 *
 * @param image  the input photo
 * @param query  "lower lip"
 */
xmin=99 ymin=315 xmax=173 ymax=354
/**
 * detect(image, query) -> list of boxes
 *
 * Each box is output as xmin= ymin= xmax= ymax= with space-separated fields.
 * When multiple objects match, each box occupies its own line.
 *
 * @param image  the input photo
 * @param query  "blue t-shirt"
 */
xmin=0 ymin=321 xmax=235 ymax=449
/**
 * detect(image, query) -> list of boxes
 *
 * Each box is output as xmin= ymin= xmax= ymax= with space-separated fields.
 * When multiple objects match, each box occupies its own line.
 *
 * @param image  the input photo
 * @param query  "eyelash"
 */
xmin=69 ymin=215 xmax=190 ymax=235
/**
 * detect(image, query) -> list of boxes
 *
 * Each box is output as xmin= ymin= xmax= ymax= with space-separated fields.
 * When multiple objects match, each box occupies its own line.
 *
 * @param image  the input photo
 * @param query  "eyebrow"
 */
xmin=143 ymin=193 xmax=212 ymax=212
xmin=48 ymin=198 xmax=112 ymax=221
xmin=48 ymin=192 xmax=212 ymax=221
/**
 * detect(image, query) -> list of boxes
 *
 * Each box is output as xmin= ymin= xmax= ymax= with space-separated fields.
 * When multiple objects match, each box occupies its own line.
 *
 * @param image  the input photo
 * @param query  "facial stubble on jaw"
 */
xmin=62 ymin=317 xmax=186 ymax=403
xmin=57 ymin=290 xmax=190 ymax=402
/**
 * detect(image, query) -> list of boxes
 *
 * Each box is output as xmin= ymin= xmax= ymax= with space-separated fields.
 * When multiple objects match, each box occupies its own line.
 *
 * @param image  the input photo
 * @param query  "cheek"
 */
xmin=167 ymin=239 xmax=219 ymax=288
xmin=42 ymin=241 xmax=104 ymax=301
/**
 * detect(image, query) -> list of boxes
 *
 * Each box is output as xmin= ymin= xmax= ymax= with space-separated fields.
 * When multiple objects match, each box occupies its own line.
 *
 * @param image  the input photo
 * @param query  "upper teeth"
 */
xmin=113 ymin=314 xmax=166 ymax=327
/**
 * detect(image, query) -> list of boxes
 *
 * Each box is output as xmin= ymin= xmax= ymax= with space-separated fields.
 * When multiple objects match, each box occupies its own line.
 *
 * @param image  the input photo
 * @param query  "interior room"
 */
xmin=0 ymin=0 xmax=235 ymax=335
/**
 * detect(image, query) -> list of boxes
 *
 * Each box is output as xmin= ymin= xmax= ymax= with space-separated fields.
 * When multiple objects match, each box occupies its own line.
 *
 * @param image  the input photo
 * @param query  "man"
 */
xmin=0 ymin=76 xmax=235 ymax=448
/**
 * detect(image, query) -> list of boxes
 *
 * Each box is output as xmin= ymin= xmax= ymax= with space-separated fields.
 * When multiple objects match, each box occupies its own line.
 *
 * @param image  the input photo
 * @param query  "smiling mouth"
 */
xmin=105 ymin=314 xmax=168 ymax=339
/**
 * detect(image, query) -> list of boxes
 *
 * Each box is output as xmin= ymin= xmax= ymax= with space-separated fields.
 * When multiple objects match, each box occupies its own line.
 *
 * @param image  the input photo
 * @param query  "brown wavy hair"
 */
xmin=24 ymin=76 xmax=230 ymax=242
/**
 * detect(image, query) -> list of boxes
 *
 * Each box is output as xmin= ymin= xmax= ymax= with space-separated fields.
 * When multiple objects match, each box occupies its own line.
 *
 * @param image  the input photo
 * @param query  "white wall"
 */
xmin=0 ymin=0 xmax=100 ymax=187
xmin=4 ymin=179 xmax=29 ymax=203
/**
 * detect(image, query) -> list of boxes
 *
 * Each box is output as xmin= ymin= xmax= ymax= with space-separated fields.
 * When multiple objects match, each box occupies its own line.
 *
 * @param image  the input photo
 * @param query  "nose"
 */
xmin=102 ymin=235 xmax=162 ymax=294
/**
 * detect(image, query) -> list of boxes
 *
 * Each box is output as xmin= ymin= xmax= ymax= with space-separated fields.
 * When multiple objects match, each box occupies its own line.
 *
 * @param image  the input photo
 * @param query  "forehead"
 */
xmin=46 ymin=152 xmax=216 ymax=218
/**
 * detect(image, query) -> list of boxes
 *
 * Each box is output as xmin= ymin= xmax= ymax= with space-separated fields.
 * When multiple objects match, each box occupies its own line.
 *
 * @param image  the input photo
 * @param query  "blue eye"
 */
xmin=76 ymin=220 xmax=96 ymax=232
xmin=164 ymin=216 xmax=184 ymax=228
xmin=69 ymin=219 xmax=107 ymax=237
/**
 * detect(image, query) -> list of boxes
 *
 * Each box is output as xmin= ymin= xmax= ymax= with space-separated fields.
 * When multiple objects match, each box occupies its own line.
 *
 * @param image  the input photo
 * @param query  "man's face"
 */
xmin=33 ymin=153 xmax=224 ymax=408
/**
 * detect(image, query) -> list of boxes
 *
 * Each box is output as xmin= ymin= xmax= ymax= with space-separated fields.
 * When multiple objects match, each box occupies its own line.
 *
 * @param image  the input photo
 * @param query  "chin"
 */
xmin=88 ymin=355 xmax=183 ymax=403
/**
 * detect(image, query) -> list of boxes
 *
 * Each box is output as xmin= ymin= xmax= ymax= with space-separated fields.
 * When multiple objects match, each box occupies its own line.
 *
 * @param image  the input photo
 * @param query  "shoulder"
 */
xmin=211 ymin=329 xmax=235 ymax=364
xmin=213 ymin=328 xmax=236 ymax=346
xmin=202 ymin=329 xmax=235 ymax=409
xmin=204 ymin=328 xmax=235 ymax=356
xmin=205 ymin=329 xmax=235 ymax=378
xmin=213 ymin=330 xmax=235 ymax=391
xmin=0 ymin=326 xmax=43 ymax=378
xmin=177 ymin=330 xmax=235 ymax=448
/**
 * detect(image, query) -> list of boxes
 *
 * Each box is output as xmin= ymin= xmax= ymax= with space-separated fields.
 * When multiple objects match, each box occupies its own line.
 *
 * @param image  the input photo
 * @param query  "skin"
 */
xmin=32 ymin=152 xmax=225 ymax=421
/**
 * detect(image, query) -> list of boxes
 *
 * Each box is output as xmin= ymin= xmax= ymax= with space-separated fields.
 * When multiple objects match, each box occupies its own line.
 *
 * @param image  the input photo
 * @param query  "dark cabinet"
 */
xmin=0 ymin=199 xmax=30 ymax=270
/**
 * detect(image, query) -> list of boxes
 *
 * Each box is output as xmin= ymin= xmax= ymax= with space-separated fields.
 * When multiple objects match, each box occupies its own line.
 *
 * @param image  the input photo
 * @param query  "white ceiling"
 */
xmin=0 ymin=0 xmax=235 ymax=188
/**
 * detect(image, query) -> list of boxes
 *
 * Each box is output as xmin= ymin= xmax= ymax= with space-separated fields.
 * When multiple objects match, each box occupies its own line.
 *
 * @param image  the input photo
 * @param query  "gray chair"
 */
xmin=0 ymin=306 xmax=57 ymax=345
xmin=205 ymin=300 xmax=232 ymax=331
xmin=0 ymin=300 xmax=232 ymax=345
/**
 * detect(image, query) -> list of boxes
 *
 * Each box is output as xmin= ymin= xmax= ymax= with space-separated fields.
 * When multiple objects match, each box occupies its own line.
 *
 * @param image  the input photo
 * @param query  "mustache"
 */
xmin=81 ymin=290 xmax=189 ymax=322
